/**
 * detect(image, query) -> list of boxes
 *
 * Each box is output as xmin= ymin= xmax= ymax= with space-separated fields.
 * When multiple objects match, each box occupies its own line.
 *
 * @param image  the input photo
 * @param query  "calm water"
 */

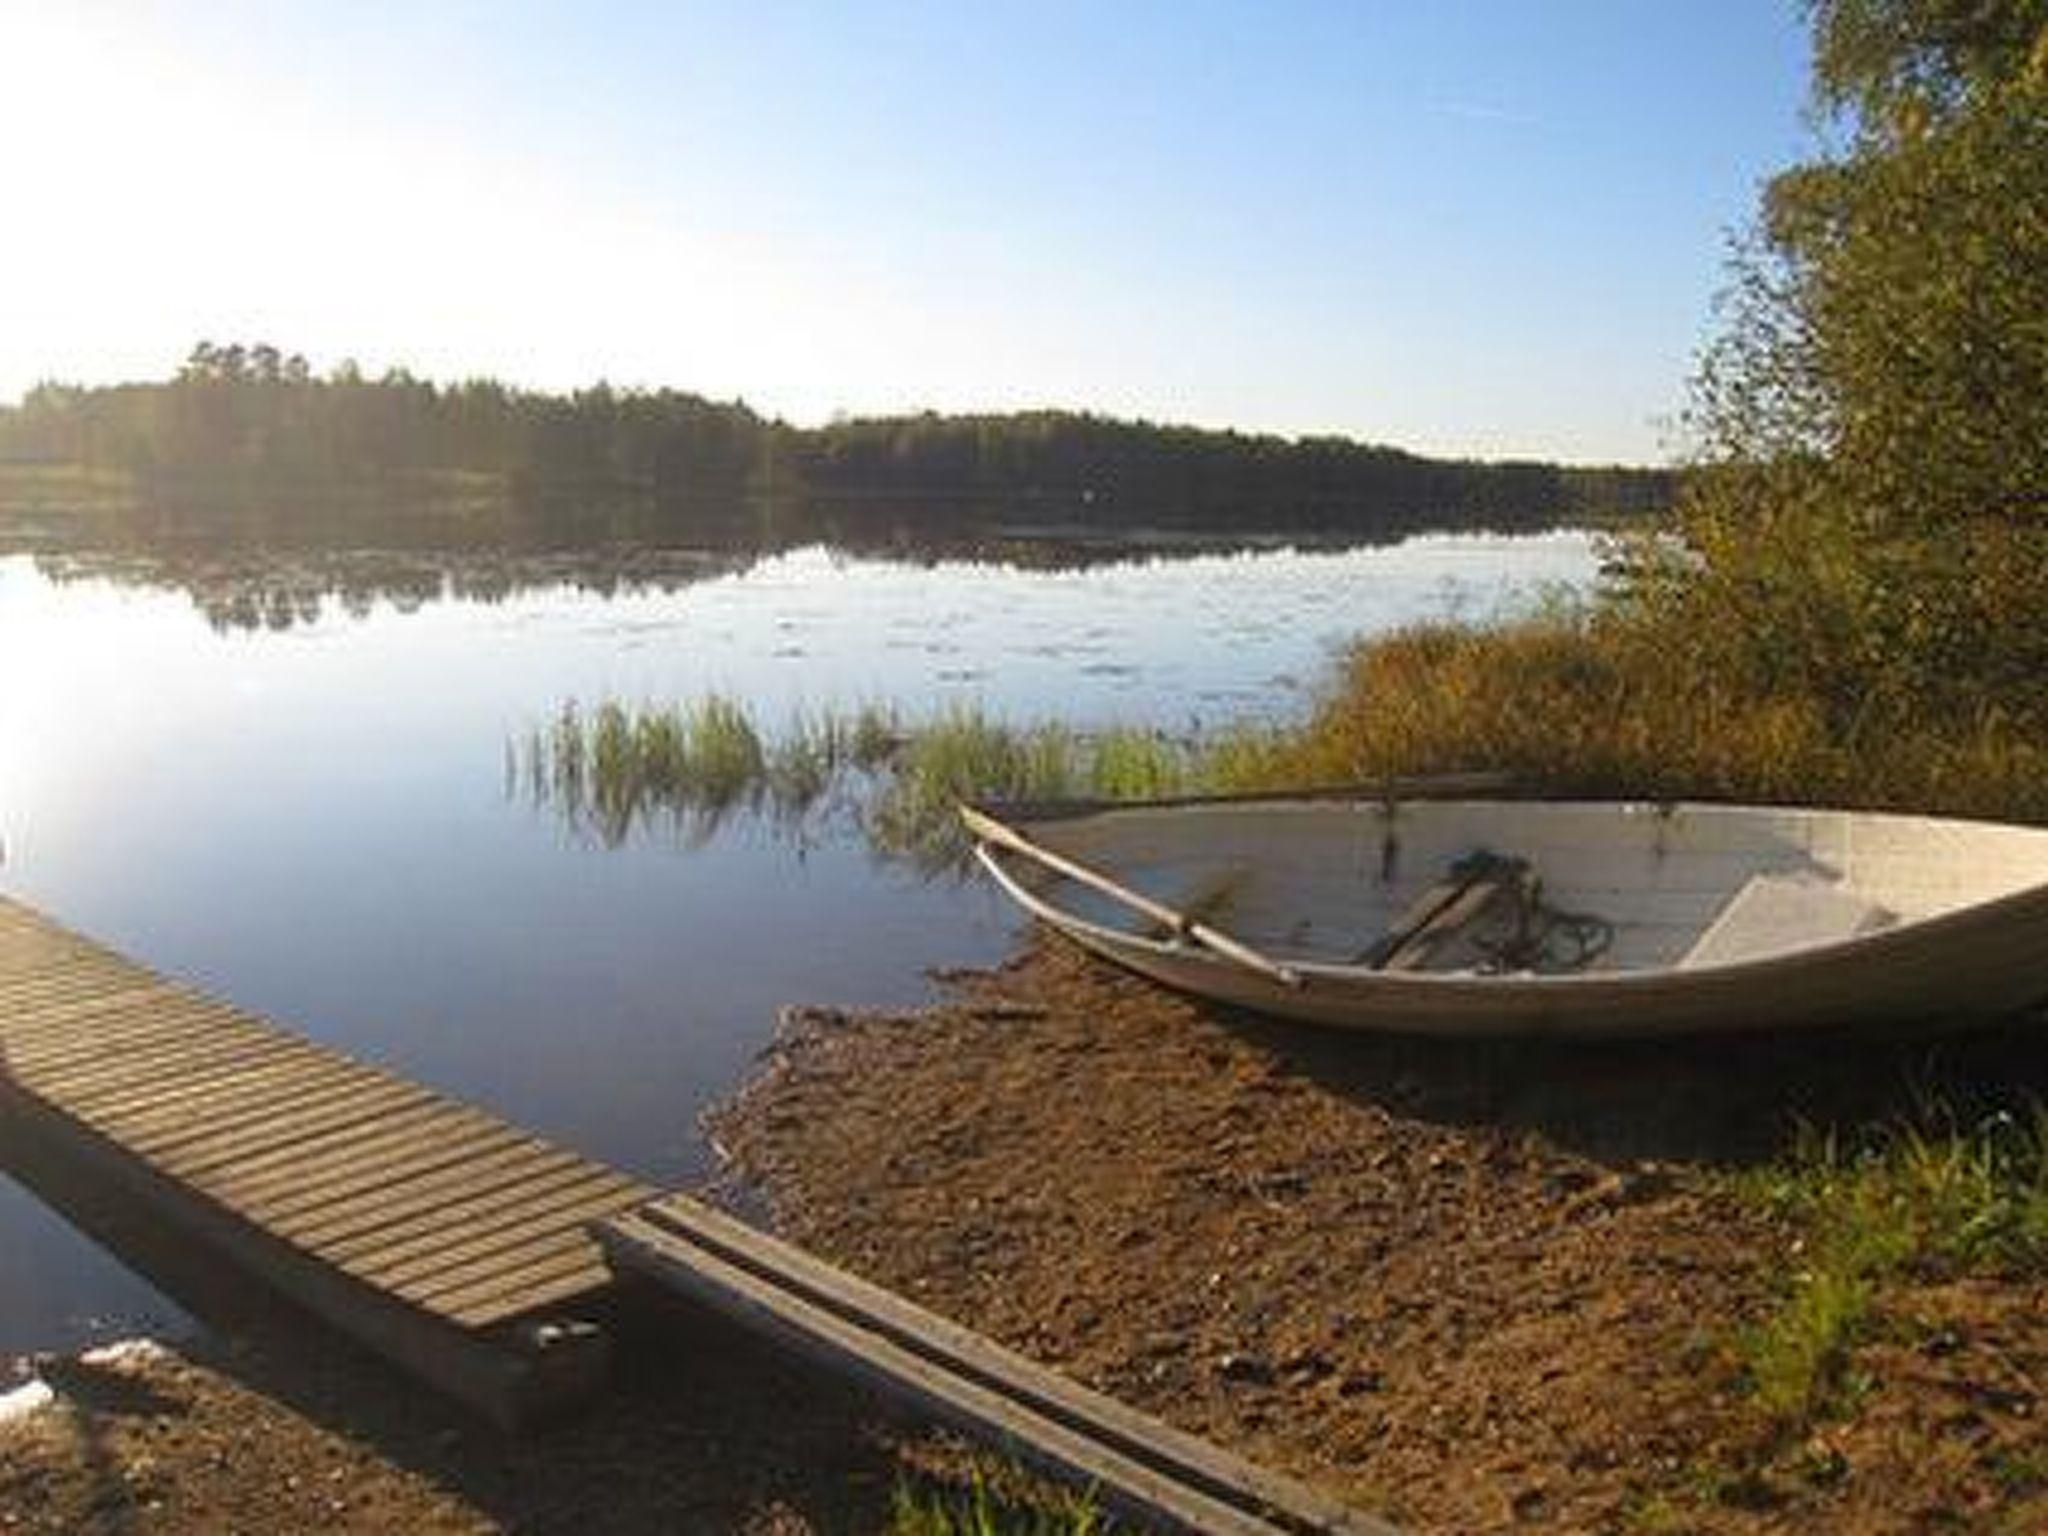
xmin=0 ymin=531 xmax=1598 ymax=1351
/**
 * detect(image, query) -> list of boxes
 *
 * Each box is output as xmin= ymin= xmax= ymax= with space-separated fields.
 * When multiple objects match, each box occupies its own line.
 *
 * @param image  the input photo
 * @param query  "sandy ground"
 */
xmin=7 ymin=936 xmax=2048 ymax=1532
xmin=710 ymin=939 xmax=2048 ymax=1533
xmin=0 ymin=1293 xmax=923 ymax=1534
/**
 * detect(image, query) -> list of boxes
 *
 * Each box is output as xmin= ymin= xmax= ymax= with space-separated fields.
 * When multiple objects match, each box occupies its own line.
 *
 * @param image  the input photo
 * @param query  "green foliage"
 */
xmin=1735 ymin=1105 xmax=2048 ymax=1426
xmin=1673 ymin=0 xmax=2048 ymax=727
xmin=520 ymin=698 xmax=1210 ymax=866
xmin=886 ymin=1469 xmax=1109 ymax=1536
xmin=1806 ymin=0 xmax=2048 ymax=130
xmin=527 ymin=696 xmax=775 ymax=845
xmin=1247 ymin=609 xmax=2048 ymax=821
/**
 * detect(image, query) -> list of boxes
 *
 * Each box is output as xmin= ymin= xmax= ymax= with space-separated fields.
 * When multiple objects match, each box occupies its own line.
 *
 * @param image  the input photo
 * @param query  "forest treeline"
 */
xmin=0 ymin=346 xmax=1668 ymax=547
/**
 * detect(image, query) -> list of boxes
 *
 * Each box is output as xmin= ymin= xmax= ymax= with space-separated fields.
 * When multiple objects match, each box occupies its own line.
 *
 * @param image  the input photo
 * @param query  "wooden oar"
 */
xmin=959 ymin=803 xmax=1304 ymax=990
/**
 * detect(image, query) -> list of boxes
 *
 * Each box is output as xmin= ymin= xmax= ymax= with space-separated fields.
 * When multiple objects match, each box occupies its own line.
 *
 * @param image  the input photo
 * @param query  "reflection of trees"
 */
xmin=24 ymin=513 xmax=1584 ymax=634
xmin=29 ymin=547 xmax=756 ymax=634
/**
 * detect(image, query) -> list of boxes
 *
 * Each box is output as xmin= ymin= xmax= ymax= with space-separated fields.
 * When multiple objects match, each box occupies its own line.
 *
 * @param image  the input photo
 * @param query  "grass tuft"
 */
xmin=886 ymin=1469 xmax=1110 ymax=1536
xmin=1734 ymin=1103 xmax=2048 ymax=1427
xmin=519 ymin=699 xmax=1209 ymax=866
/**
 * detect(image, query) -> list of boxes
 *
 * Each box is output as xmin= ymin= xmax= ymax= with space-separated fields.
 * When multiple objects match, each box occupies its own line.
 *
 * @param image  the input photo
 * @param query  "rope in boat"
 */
xmin=1454 ymin=849 xmax=1615 ymax=974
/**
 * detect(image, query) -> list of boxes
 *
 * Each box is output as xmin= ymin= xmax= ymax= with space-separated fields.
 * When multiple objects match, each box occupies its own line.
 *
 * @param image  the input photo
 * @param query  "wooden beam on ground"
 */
xmin=599 ymin=1194 xmax=1401 ymax=1536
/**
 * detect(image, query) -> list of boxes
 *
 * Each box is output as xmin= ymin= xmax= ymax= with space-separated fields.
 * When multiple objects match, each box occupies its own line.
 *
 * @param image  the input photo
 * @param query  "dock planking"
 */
xmin=0 ymin=896 xmax=651 ymax=1427
xmin=3 ymin=894 xmax=1399 ymax=1530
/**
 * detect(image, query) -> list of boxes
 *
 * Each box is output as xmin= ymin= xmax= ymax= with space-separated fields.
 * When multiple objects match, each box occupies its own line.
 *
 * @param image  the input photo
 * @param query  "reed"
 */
xmin=523 ymin=695 xmax=781 ymax=845
xmin=517 ymin=698 xmax=1208 ymax=863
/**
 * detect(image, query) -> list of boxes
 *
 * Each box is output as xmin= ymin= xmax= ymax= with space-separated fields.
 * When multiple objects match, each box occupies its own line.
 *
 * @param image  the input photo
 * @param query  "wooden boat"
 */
xmin=962 ymin=794 xmax=2048 ymax=1037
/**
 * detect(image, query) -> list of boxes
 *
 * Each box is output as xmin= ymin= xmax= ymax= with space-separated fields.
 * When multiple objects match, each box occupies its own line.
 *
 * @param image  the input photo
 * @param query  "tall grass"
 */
xmin=1252 ymin=605 xmax=2048 ymax=822
xmin=516 ymin=698 xmax=1215 ymax=865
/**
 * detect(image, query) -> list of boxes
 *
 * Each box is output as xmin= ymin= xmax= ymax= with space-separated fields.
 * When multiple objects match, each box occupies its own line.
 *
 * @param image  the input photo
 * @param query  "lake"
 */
xmin=0 ymin=529 xmax=1598 ymax=1352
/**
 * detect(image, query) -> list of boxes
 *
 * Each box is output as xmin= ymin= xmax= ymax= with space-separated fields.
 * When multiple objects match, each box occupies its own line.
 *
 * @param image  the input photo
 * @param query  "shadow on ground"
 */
xmin=0 ymin=1120 xmax=907 ymax=1534
xmin=1145 ymin=958 xmax=2048 ymax=1167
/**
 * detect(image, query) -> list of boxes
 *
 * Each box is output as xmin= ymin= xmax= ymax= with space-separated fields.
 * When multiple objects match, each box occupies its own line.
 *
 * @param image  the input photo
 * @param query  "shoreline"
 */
xmin=709 ymin=938 xmax=2048 ymax=1532
xmin=8 ymin=937 xmax=2048 ymax=1531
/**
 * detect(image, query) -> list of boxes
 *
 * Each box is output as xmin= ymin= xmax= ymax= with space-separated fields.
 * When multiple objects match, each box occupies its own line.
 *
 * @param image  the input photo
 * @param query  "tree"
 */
xmin=1674 ymin=0 xmax=2048 ymax=717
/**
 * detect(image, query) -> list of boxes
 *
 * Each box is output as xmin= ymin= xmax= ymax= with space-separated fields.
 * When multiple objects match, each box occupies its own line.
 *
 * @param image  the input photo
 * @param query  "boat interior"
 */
xmin=1009 ymin=800 xmax=2048 ymax=974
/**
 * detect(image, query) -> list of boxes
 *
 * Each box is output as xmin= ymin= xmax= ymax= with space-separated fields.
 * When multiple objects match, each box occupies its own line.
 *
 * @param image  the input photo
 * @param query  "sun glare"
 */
xmin=0 ymin=6 xmax=881 ymax=412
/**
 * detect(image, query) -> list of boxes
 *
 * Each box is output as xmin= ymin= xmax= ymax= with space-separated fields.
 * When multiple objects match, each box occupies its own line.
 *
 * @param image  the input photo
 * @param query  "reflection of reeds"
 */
xmin=515 ymin=698 xmax=1248 ymax=867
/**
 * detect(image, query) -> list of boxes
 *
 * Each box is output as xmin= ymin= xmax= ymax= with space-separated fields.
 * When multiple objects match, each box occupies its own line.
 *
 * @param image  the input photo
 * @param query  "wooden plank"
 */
xmin=3 ymin=1016 xmax=252 ymax=1088
xmin=26 ymin=1031 xmax=317 ymax=1107
xmin=0 ymin=993 xmax=239 ymax=1064
xmin=1363 ymin=856 xmax=1527 ymax=972
xmin=0 ymin=961 xmax=140 ymax=1005
xmin=265 ymin=1140 xmax=583 ymax=1242
xmin=404 ymin=1228 xmax=611 ymax=1307
xmin=213 ymin=1115 xmax=528 ymax=1214
xmin=433 ymin=1248 xmax=621 ymax=1327
xmin=79 ymin=1056 xmax=394 ymax=1141
xmin=640 ymin=1197 xmax=1368 ymax=1524
xmin=127 ymin=1079 xmax=436 ymax=1163
xmin=0 ymin=989 xmax=224 ymax=1055
xmin=602 ymin=1200 xmax=1397 ymax=1536
xmin=0 ymin=896 xmax=647 ymax=1422
xmin=222 ymin=1114 xmax=528 ymax=1216
xmin=57 ymin=1034 xmax=365 ymax=1112
xmin=0 ymin=980 xmax=192 ymax=1039
xmin=350 ymin=1171 xmax=644 ymax=1284
xmin=0 ymin=1081 xmax=614 ymax=1430
xmin=0 ymin=970 xmax=171 ymax=1018
xmin=171 ymin=1097 xmax=499 ymax=1187
xmin=287 ymin=1145 xmax=603 ymax=1252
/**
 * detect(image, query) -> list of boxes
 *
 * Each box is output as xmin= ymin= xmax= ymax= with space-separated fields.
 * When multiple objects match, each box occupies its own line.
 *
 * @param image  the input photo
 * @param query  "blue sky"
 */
xmin=0 ymin=2 xmax=1814 ymax=462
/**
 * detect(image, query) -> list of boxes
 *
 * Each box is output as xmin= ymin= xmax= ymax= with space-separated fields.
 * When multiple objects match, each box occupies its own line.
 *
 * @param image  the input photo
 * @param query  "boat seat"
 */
xmin=1677 ymin=873 xmax=1895 ymax=970
xmin=1362 ymin=851 xmax=1529 ymax=971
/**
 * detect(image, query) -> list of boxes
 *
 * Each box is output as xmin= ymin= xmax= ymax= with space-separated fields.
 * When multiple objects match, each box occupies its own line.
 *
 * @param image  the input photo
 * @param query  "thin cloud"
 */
xmin=1431 ymin=99 xmax=1541 ymax=127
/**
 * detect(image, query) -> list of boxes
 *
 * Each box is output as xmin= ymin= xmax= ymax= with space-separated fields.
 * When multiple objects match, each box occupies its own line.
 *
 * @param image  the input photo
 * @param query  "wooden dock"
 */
xmin=2 ymin=893 xmax=1395 ymax=1531
xmin=0 ymin=895 xmax=651 ymax=1427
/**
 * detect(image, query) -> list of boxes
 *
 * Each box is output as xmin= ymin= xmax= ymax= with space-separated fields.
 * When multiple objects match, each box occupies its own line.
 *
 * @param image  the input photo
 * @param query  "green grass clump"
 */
xmin=862 ymin=711 xmax=1198 ymax=870
xmin=886 ymin=1469 xmax=1110 ymax=1536
xmin=526 ymin=695 xmax=771 ymax=845
xmin=518 ymin=698 xmax=1207 ymax=863
xmin=1734 ymin=1105 xmax=2048 ymax=1426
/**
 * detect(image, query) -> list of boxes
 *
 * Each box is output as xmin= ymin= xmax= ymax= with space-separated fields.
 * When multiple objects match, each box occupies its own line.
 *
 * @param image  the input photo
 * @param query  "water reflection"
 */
xmin=21 ymin=518 xmax=1496 ymax=635
xmin=31 ymin=546 xmax=755 ymax=634
xmin=0 ymin=526 xmax=1600 ymax=1353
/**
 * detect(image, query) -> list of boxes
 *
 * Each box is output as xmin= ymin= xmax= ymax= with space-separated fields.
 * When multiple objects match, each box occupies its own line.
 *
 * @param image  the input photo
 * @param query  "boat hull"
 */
xmin=972 ymin=798 xmax=2048 ymax=1038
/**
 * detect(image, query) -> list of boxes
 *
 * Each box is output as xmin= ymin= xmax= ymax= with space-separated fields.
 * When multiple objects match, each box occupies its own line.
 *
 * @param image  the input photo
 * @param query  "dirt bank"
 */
xmin=710 ymin=937 xmax=2048 ymax=1533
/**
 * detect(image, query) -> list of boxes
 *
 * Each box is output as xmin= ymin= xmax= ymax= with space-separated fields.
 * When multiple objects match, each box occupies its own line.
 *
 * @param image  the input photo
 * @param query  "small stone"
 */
xmin=1215 ymin=1352 xmax=1275 ymax=1386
